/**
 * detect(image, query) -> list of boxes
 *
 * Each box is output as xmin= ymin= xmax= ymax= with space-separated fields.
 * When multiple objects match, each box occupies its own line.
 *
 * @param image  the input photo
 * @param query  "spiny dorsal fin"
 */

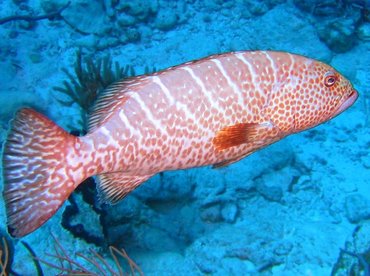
xmin=95 ymin=172 xmax=153 ymax=204
xmin=88 ymin=77 xmax=146 ymax=132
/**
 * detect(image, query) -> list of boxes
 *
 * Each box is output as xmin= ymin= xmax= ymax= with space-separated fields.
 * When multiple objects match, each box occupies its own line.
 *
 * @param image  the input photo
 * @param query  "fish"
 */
xmin=2 ymin=51 xmax=358 ymax=237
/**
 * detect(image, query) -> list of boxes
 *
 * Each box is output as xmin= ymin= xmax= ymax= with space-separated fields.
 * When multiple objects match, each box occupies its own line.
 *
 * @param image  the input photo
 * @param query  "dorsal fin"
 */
xmin=87 ymin=77 xmax=141 ymax=132
xmin=95 ymin=172 xmax=153 ymax=204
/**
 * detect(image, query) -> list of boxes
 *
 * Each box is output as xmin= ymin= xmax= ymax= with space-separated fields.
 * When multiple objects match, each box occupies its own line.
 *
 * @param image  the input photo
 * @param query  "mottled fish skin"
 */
xmin=82 ymin=51 xmax=357 ymax=174
xmin=2 ymin=51 xmax=358 ymax=237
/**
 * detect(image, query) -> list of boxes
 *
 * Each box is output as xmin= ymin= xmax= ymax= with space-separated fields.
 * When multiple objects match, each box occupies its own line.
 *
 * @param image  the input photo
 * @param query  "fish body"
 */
xmin=2 ymin=51 xmax=358 ymax=237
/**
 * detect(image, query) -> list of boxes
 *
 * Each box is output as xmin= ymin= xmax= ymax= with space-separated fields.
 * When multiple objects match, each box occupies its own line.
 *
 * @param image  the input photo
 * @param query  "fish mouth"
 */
xmin=332 ymin=89 xmax=358 ymax=118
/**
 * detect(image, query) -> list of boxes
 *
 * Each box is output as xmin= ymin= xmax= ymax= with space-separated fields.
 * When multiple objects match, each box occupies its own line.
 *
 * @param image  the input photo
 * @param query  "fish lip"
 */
xmin=332 ymin=89 xmax=359 ymax=118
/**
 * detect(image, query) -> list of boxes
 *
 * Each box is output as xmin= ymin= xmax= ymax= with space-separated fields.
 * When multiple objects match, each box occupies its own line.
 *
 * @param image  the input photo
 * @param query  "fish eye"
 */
xmin=324 ymin=74 xmax=337 ymax=87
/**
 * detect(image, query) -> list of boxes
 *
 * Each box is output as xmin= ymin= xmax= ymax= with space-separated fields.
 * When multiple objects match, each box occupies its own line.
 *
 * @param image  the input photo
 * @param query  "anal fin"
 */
xmin=96 ymin=172 xmax=153 ymax=204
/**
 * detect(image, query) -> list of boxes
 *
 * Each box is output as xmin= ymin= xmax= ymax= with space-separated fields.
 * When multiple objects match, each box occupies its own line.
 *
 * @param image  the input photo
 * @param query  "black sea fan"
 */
xmin=53 ymin=50 xmax=135 ymax=131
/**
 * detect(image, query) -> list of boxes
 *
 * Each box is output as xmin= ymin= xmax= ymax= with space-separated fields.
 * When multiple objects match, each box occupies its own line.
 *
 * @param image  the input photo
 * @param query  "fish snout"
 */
xmin=332 ymin=88 xmax=359 ymax=118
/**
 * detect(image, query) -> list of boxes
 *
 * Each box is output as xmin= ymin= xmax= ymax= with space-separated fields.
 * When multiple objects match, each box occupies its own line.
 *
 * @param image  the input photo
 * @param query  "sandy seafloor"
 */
xmin=0 ymin=0 xmax=369 ymax=275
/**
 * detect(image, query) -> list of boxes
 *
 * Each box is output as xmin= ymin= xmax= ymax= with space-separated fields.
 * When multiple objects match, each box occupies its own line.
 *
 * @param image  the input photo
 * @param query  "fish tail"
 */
xmin=3 ymin=108 xmax=87 ymax=237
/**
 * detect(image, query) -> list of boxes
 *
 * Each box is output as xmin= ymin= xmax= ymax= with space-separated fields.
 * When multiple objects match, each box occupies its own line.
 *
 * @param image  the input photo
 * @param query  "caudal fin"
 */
xmin=2 ymin=108 xmax=84 ymax=237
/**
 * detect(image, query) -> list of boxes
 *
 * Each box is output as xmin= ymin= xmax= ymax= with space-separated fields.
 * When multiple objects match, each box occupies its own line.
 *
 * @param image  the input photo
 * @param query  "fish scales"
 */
xmin=91 ymin=52 xmax=283 ymax=173
xmin=2 ymin=51 xmax=358 ymax=237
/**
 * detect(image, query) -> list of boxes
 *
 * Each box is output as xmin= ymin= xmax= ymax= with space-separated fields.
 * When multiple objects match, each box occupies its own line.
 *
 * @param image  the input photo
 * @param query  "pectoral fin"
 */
xmin=212 ymin=123 xmax=263 ymax=151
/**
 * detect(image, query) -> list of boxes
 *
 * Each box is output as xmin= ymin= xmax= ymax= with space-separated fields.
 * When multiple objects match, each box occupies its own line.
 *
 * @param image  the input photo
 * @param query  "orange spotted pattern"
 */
xmin=82 ymin=51 xmax=357 ymax=174
xmin=3 ymin=51 xmax=358 ymax=237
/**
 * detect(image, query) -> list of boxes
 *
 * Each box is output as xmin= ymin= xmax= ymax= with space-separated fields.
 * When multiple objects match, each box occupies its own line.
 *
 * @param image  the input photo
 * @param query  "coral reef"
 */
xmin=340 ymin=249 xmax=370 ymax=275
xmin=0 ymin=1 xmax=70 ymax=25
xmin=61 ymin=179 xmax=105 ymax=247
xmin=1 ymin=0 xmax=369 ymax=274
xmin=0 ymin=229 xmax=14 ymax=276
xmin=345 ymin=194 xmax=370 ymax=223
xmin=21 ymin=241 xmax=44 ymax=276
xmin=155 ymin=9 xmax=179 ymax=31
xmin=4 ymin=233 xmax=142 ymax=275
xmin=293 ymin=0 xmax=369 ymax=52
xmin=332 ymin=222 xmax=370 ymax=275
xmin=357 ymin=22 xmax=370 ymax=40
xmin=0 ymin=237 xmax=9 ymax=276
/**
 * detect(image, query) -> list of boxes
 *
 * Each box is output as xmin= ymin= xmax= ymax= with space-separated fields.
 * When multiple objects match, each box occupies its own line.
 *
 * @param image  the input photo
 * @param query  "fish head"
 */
xmin=291 ymin=60 xmax=358 ymax=132
xmin=266 ymin=58 xmax=359 ymax=134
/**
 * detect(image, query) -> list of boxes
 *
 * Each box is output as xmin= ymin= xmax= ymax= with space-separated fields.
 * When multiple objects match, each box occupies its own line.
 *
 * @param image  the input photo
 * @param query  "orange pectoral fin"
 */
xmin=212 ymin=123 xmax=262 ymax=151
xmin=212 ymin=122 xmax=279 ymax=151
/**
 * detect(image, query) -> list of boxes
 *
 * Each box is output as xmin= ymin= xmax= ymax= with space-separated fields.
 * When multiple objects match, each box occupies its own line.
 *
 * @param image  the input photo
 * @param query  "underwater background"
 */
xmin=0 ymin=0 xmax=369 ymax=275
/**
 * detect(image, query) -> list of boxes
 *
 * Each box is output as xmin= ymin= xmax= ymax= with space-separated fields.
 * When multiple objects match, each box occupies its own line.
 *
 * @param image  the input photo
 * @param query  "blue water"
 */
xmin=0 ymin=0 xmax=369 ymax=275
